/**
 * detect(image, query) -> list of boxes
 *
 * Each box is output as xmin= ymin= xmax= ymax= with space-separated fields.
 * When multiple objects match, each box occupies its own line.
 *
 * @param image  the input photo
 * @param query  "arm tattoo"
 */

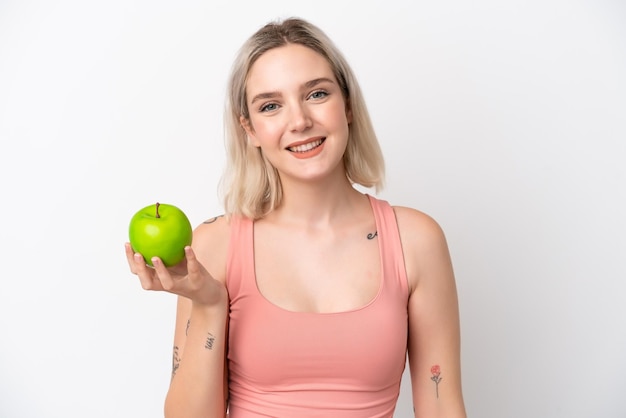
xmin=430 ymin=365 xmax=442 ymax=398
xmin=205 ymin=333 xmax=216 ymax=350
xmin=203 ymin=215 xmax=224 ymax=224
xmin=171 ymin=345 xmax=181 ymax=379
xmin=185 ymin=319 xmax=190 ymax=336
xmin=367 ymin=231 xmax=378 ymax=240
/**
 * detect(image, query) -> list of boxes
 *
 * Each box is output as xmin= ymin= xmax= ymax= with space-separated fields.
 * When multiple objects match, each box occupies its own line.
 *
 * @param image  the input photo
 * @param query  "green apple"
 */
xmin=128 ymin=202 xmax=193 ymax=267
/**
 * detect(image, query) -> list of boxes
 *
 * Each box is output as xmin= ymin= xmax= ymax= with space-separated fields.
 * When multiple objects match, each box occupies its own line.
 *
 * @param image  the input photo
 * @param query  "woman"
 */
xmin=126 ymin=17 xmax=466 ymax=418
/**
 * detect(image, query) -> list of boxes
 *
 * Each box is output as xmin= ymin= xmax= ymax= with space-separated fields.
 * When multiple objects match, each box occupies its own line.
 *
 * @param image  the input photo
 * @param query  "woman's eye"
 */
xmin=260 ymin=103 xmax=278 ymax=112
xmin=309 ymin=90 xmax=328 ymax=100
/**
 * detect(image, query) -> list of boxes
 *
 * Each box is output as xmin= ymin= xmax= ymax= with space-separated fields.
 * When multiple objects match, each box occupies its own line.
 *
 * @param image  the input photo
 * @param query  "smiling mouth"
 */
xmin=287 ymin=138 xmax=325 ymax=153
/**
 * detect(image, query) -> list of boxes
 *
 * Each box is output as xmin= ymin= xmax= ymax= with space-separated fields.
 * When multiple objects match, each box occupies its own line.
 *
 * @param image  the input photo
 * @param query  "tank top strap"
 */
xmin=226 ymin=215 xmax=255 ymax=297
xmin=368 ymin=195 xmax=410 ymax=295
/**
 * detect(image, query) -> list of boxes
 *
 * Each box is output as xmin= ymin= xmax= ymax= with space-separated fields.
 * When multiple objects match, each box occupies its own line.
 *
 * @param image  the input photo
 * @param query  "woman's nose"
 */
xmin=288 ymin=103 xmax=312 ymax=132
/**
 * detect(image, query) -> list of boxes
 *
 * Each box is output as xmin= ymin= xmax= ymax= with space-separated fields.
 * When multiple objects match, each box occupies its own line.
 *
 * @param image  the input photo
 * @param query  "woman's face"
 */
xmin=242 ymin=43 xmax=351 ymax=185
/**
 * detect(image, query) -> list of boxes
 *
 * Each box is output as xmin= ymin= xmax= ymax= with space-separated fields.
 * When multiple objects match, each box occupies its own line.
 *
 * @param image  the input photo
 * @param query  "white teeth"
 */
xmin=289 ymin=139 xmax=323 ymax=153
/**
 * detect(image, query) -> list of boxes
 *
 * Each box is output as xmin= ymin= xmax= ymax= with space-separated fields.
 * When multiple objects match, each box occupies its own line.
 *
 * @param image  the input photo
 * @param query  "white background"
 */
xmin=1 ymin=0 xmax=625 ymax=417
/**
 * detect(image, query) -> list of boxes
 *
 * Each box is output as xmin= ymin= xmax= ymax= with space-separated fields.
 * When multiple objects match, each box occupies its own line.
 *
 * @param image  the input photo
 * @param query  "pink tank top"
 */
xmin=226 ymin=195 xmax=409 ymax=417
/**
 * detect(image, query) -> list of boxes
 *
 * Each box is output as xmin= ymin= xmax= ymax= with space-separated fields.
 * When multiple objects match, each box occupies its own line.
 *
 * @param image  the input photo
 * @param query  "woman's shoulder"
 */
xmin=192 ymin=214 xmax=231 ymax=284
xmin=391 ymin=205 xmax=451 ymax=285
xmin=393 ymin=206 xmax=450 ymax=290
xmin=192 ymin=214 xmax=232 ymax=243
xmin=391 ymin=205 xmax=446 ymax=240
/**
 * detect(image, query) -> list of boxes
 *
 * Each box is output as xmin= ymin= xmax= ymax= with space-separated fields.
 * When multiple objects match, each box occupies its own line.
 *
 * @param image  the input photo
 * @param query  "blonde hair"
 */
xmin=220 ymin=17 xmax=385 ymax=219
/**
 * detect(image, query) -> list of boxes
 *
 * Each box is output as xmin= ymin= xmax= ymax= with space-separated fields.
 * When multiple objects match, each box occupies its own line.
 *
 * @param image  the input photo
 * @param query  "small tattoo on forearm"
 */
xmin=430 ymin=365 xmax=442 ymax=398
xmin=205 ymin=333 xmax=216 ymax=350
xmin=367 ymin=231 xmax=378 ymax=240
xmin=185 ymin=319 xmax=190 ymax=336
xmin=172 ymin=346 xmax=181 ymax=379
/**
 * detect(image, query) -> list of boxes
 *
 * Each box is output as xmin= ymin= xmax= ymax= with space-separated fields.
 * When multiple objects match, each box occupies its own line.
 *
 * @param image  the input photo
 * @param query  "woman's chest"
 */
xmin=253 ymin=226 xmax=382 ymax=313
xmin=228 ymin=297 xmax=408 ymax=390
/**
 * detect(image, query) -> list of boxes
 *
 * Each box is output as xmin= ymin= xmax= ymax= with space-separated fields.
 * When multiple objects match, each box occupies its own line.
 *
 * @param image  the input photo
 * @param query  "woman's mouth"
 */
xmin=287 ymin=138 xmax=325 ymax=153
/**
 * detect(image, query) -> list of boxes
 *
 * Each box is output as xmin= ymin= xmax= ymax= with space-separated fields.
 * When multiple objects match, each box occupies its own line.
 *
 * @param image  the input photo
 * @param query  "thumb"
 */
xmin=184 ymin=246 xmax=205 ymax=280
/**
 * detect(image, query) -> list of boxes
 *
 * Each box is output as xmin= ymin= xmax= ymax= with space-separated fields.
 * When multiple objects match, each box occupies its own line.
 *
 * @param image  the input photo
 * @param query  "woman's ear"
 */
xmin=240 ymin=116 xmax=260 ymax=147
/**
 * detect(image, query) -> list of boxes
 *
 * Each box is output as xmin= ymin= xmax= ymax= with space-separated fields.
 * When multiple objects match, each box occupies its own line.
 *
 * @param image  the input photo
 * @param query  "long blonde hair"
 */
xmin=220 ymin=17 xmax=385 ymax=219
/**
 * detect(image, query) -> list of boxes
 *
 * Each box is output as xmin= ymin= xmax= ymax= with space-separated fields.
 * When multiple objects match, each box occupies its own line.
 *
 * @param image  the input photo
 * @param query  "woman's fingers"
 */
xmin=151 ymin=256 xmax=176 ymax=291
xmin=125 ymin=243 xmax=163 ymax=291
xmin=184 ymin=246 xmax=202 ymax=283
xmin=134 ymin=254 xmax=161 ymax=290
xmin=126 ymin=243 xmax=217 ymax=302
xmin=124 ymin=242 xmax=138 ymax=273
xmin=153 ymin=247 xmax=205 ymax=292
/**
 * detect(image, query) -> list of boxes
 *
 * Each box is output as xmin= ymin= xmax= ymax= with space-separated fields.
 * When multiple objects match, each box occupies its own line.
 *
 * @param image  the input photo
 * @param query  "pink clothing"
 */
xmin=226 ymin=195 xmax=409 ymax=417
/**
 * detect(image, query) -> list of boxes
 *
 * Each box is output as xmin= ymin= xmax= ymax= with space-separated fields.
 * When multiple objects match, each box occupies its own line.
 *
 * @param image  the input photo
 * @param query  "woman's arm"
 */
xmin=164 ymin=217 xmax=231 ymax=418
xmin=170 ymin=296 xmax=191 ymax=382
xmin=127 ymin=216 xmax=230 ymax=418
xmin=395 ymin=206 xmax=467 ymax=418
xmin=165 ymin=297 xmax=228 ymax=418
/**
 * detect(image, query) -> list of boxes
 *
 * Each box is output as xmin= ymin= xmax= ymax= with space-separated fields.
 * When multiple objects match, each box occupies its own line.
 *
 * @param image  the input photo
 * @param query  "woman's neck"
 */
xmin=267 ymin=176 xmax=369 ymax=229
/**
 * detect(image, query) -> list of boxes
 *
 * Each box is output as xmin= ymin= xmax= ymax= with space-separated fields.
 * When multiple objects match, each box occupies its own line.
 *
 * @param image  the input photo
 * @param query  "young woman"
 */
xmin=126 ymin=17 xmax=466 ymax=418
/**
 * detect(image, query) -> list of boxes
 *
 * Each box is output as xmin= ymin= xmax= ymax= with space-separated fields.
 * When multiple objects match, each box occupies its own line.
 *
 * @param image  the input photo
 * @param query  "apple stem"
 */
xmin=155 ymin=202 xmax=161 ymax=219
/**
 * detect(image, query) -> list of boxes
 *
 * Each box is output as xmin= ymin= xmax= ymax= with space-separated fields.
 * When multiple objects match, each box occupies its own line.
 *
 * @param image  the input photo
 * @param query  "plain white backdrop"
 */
xmin=1 ymin=0 xmax=625 ymax=417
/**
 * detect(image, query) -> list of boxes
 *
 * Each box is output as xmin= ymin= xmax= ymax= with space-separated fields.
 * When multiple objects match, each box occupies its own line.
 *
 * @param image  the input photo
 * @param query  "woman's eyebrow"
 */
xmin=250 ymin=91 xmax=280 ymax=105
xmin=304 ymin=77 xmax=335 ymax=88
xmin=250 ymin=77 xmax=336 ymax=105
